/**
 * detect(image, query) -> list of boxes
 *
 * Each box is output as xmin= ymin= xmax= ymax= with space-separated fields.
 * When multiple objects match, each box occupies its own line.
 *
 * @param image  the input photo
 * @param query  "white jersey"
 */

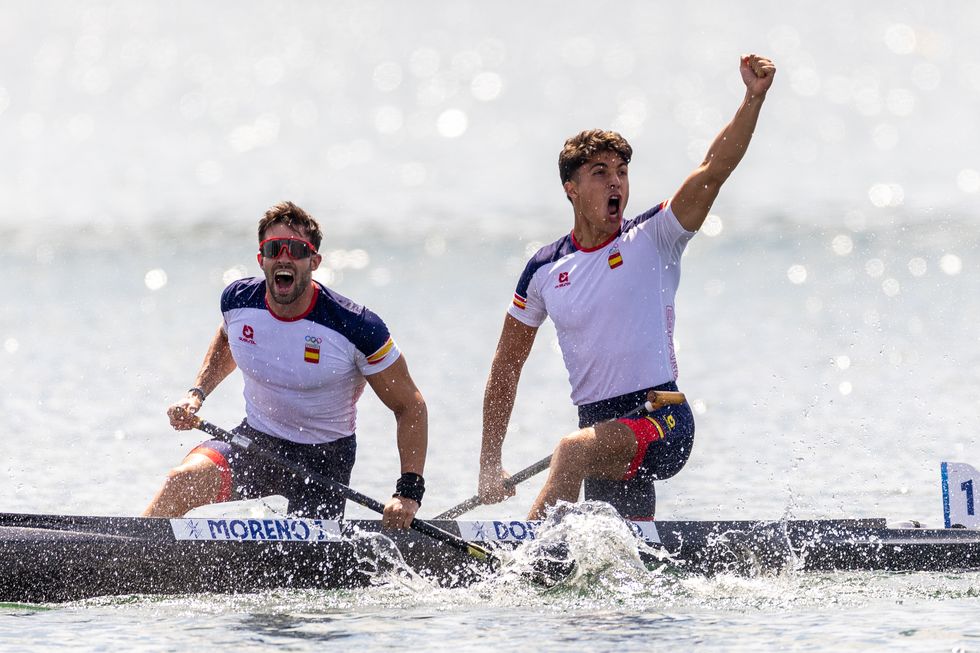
xmin=508 ymin=202 xmax=695 ymax=405
xmin=222 ymin=278 xmax=401 ymax=444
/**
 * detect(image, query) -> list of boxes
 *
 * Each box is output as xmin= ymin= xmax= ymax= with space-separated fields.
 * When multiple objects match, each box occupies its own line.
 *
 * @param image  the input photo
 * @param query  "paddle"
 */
xmin=434 ymin=456 xmax=553 ymax=520
xmin=190 ymin=416 xmax=499 ymax=569
xmin=433 ymin=389 xmax=688 ymax=520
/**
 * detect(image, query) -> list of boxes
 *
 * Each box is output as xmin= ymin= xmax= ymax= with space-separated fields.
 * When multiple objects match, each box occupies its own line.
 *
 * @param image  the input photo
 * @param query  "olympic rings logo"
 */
xmin=305 ymin=336 xmax=323 ymax=344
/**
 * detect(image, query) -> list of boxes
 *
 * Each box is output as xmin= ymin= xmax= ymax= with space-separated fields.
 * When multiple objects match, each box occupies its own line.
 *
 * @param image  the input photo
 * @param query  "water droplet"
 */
xmin=144 ymin=268 xmax=168 ymax=291
xmin=471 ymin=72 xmax=503 ymax=101
xmin=957 ymin=169 xmax=980 ymax=194
xmin=882 ymin=278 xmax=901 ymax=297
xmin=831 ymin=234 xmax=853 ymax=256
xmin=222 ymin=265 xmax=248 ymax=285
xmin=939 ymin=254 xmax=962 ymax=275
xmin=701 ymin=214 xmax=723 ymax=237
xmin=787 ymin=264 xmax=808 ymax=284
xmin=436 ymin=109 xmax=468 ymax=138
xmin=865 ymin=258 xmax=885 ymax=278
xmin=868 ymin=183 xmax=904 ymax=207
xmin=884 ymin=24 xmax=917 ymax=54
xmin=907 ymin=257 xmax=927 ymax=277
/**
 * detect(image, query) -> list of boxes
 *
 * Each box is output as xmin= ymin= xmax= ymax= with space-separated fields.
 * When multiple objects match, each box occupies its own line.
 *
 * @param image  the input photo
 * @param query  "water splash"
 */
xmin=344 ymin=527 xmax=434 ymax=592
xmin=479 ymin=501 xmax=682 ymax=602
xmin=183 ymin=496 xmax=438 ymax=592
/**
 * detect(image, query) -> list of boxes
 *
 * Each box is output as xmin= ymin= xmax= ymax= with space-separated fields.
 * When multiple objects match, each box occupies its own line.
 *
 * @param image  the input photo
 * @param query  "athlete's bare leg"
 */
xmin=142 ymin=453 xmax=225 ymax=517
xmin=527 ymin=421 xmax=638 ymax=520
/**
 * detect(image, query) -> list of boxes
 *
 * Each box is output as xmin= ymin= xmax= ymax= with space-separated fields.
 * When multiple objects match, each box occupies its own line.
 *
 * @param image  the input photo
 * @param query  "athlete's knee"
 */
xmin=162 ymin=460 xmax=221 ymax=496
xmin=553 ymin=429 xmax=597 ymax=466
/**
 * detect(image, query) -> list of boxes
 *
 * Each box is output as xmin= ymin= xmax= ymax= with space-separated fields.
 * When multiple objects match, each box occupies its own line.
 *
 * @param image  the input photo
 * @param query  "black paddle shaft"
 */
xmin=433 ymin=395 xmax=665 ymax=520
xmin=434 ymin=456 xmax=552 ymax=519
xmin=193 ymin=418 xmax=498 ymax=567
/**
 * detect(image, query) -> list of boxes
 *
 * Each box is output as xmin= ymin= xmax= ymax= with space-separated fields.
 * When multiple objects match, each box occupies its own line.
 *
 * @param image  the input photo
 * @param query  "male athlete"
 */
xmin=144 ymin=201 xmax=427 ymax=528
xmin=478 ymin=54 xmax=776 ymax=520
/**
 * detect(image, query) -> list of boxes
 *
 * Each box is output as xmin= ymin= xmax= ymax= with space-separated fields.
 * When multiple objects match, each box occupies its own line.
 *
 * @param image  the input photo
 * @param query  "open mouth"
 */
xmin=607 ymin=195 xmax=621 ymax=217
xmin=273 ymin=269 xmax=295 ymax=293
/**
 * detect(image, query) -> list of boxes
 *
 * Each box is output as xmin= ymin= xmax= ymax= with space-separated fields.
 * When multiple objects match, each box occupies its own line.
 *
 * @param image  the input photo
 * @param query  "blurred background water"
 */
xmin=1 ymin=0 xmax=979 ymax=650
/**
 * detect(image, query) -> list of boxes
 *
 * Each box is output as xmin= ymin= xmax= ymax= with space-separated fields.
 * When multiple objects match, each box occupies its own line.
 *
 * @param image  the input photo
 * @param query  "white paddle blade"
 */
xmin=941 ymin=462 xmax=980 ymax=528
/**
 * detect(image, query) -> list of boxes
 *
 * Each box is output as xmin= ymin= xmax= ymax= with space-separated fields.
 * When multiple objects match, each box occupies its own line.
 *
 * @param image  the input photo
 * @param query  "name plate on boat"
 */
xmin=170 ymin=518 xmax=343 ymax=542
xmin=456 ymin=520 xmax=661 ymax=544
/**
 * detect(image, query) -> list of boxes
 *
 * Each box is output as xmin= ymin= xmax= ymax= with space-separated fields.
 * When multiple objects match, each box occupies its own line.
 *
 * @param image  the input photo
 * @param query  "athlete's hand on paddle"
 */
xmin=382 ymin=496 xmax=419 ymax=529
xmin=167 ymin=396 xmax=203 ymax=431
xmin=740 ymin=53 xmax=776 ymax=96
xmin=478 ymin=465 xmax=517 ymax=504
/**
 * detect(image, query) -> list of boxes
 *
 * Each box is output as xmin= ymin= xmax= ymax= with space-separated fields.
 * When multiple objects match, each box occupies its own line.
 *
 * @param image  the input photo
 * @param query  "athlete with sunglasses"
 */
xmin=144 ymin=201 xmax=428 ymax=529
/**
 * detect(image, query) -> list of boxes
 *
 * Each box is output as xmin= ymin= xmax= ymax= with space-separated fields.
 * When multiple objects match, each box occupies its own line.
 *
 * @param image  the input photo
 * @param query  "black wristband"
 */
xmin=393 ymin=472 xmax=425 ymax=505
xmin=188 ymin=386 xmax=207 ymax=402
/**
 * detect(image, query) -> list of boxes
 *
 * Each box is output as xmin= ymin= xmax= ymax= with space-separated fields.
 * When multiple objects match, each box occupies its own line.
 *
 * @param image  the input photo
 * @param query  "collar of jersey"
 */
xmin=571 ymin=227 xmax=620 ymax=253
xmin=264 ymin=281 xmax=320 ymax=322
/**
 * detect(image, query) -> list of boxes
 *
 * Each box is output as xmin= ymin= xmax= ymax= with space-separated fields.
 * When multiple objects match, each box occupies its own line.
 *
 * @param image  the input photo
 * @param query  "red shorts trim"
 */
xmin=189 ymin=445 xmax=233 ymax=503
xmin=617 ymin=416 xmax=666 ymax=480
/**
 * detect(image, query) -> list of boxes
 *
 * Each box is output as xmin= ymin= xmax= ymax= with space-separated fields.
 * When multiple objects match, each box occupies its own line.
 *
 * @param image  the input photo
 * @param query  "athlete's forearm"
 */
xmin=480 ymin=360 xmax=521 ymax=469
xmin=671 ymin=88 xmax=768 ymax=231
xmin=699 ymin=89 xmax=767 ymax=186
xmin=394 ymin=397 xmax=428 ymax=476
xmin=481 ymin=317 xmax=537 ymax=469
xmin=192 ymin=326 xmax=237 ymax=396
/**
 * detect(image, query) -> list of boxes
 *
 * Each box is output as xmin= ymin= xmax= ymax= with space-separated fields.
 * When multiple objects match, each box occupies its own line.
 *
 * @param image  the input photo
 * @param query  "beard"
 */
xmin=265 ymin=264 xmax=313 ymax=306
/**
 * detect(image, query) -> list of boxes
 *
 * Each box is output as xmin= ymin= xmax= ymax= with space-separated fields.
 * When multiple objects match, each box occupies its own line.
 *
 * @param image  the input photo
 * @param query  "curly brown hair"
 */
xmin=558 ymin=129 xmax=633 ymax=184
xmin=257 ymin=201 xmax=323 ymax=250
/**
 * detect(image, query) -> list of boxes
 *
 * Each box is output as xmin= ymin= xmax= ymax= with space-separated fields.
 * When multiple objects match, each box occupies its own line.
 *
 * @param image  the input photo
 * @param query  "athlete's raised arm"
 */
xmin=670 ymin=54 xmax=776 ymax=232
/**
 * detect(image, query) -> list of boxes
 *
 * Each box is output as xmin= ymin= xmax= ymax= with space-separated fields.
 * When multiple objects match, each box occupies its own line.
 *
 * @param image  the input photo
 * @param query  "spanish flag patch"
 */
xmin=608 ymin=246 xmax=623 ymax=269
xmin=512 ymin=293 xmax=527 ymax=310
xmin=366 ymin=337 xmax=395 ymax=365
xmin=304 ymin=346 xmax=320 ymax=364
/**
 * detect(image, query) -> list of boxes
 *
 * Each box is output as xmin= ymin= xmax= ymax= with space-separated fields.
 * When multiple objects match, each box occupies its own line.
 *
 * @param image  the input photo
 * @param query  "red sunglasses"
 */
xmin=259 ymin=237 xmax=317 ymax=260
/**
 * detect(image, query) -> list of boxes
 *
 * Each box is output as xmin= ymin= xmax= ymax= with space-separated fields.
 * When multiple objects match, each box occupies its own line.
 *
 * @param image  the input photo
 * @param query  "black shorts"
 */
xmin=191 ymin=420 xmax=356 ymax=519
xmin=578 ymin=381 xmax=695 ymax=518
xmin=578 ymin=381 xmax=695 ymax=481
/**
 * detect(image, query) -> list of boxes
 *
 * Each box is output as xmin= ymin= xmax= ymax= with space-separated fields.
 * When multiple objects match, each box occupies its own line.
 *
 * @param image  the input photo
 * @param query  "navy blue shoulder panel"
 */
xmin=307 ymin=283 xmax=391 ymax=356
xmin=220 ymin=277 xmax=266 ymax=312
xmin=514 ymin=234 xmax=576 ymax=298
xmin=622 ymin=201 xmax=667 ymax=233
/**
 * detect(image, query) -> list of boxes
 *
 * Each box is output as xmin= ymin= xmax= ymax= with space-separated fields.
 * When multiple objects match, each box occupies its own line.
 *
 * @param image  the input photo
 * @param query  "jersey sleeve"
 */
xmin=220 ymin=283 xmax=233 ymax=334
xmin=351 ymin=308 xmax=402 ymax=375
xmin=507 ymin=261 xmax=548 ymax=328
xmin=219 ymin=277 xmax=265 ymax=335
xmin=633 ymin=201 xmax=696 ymax=264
